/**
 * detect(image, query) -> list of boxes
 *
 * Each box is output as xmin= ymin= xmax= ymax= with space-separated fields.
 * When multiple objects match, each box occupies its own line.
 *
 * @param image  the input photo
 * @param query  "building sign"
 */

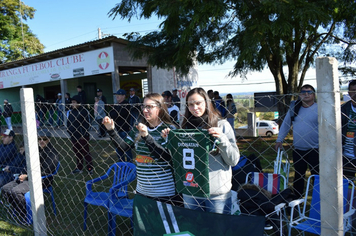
xmin=0 ymin=47 xmax=114 ymax=89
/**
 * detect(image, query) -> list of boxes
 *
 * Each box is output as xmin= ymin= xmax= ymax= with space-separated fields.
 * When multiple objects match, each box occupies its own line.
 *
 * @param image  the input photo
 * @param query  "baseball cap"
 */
xmin=37 ymin=130 xmax=52 ymax=138
xmin=114 ymin=89 xmax=126 ymax=95
xmin=58 ymin=93 xmax=62 ymax=96
xmin=4 ymin=99 xmax=8 ymax=103
xmin=97 ymin=89 xmax=102 ymax=92
xmin=130 ymin=88 xmax=135 ymax=91
xmin=172 ymin=88 xmax=178 ymax=91
xmin=71 ymin=95 xmax=82 ymax=103
xmin=162 ymin=91 xmax=172 ymax=97
xmin=2 ymin=129 xmax=15 ymax=137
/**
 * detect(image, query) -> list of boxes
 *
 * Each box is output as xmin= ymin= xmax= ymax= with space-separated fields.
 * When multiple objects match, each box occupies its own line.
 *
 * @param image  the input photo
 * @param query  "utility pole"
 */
xmin=98 ymin=28 xmax=102 ymax=39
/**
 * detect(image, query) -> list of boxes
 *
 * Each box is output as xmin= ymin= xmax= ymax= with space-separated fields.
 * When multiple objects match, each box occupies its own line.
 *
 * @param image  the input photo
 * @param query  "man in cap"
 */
xmin=2 ymin=129 xmax=59 ymax=224
xmin=109 ymin=89 xmax=133 ymax=162
xmin=96 ymin=88 xmax=107 ymax=104
xmin=162 ymin=90 xmax=180 ymax=127
xmin=67 ymin=95 xmax=93 ymax=174
xmin=128 ymin=88 xmax=141 ymax=128
xmin=55 ymin=93 xmax=64 ymax=127
xmin=76 ymin=85 xmax=87 ymax=104
xmin=0 ymin=129 xmax=17 ymax=188
xmin=172 ymin=88 xmax=181 ymax=109
xmin=3 ymin=99 xmax=13 ymax=130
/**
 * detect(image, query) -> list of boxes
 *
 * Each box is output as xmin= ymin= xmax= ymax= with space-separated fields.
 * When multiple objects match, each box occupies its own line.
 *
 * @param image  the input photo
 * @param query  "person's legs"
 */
xmin=98 ymin=118 xmax=106 ymax=136
xmin=10 ymin=181 xmax=29 ymax=222
xmin=292 ymin=149 xmax=308 ymax=198
xmin=5 ymin=117 xmax=12 ymax=130
xmin=183 ymin=195 xmax=205 ymax=211
xmin=306 ymin=148 xmax=319 ymax=175
xmin=343 ymin=156 xmax=356 ymax=178
xmin=79 ymin=136 xmax=93 ymax=172
xmin=57 ymin=109 xmax=63 ymax=126
xmin=48 ymin=109 xmax=54 ymax=126
xmin=2 ymin=181 xmax=19 ymax=204
xmin=227 ymin=117 xmax=235 ymax=130
xmin=205 ymin=197 xmax=231 ymax=214
xmin=72 ymin=140 xmax=84 ymax=171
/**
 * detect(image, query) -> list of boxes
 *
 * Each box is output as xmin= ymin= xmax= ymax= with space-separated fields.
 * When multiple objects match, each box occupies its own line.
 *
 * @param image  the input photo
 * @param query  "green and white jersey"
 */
xmin=167 ymin=129 xmax=216 ymax=198
xmin=126 ymin=122 xmax=176 ymax=197
xmin=344 ymin=106 xmax=356 ymax=159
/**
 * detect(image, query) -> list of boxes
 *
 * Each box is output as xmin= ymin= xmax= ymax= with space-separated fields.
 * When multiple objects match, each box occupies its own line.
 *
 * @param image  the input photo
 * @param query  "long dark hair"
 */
xmin=181 ymin=87 xmax=220 ymax=129
xmin=226 ymin=93 xmax=233 ymax=106
xmin=138 ymin=93 xmax=173 ymax=126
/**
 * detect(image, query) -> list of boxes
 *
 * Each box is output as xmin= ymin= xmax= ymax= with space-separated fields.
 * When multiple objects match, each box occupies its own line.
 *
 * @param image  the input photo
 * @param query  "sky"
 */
xmin=23 ymin=0 xmax=317 ymax=94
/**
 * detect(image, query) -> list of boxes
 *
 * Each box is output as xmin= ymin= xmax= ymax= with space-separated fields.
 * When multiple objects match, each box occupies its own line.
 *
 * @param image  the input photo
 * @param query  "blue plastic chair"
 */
xmin=288 ymin=175 xmax=355 ymax=235
xmin=25 ymin=161 xmax=60 ymax=224
xmin=107 ymin=180 xmax=135 ymax=236
xmin=83 ymin=162 xmax=136 ymax=231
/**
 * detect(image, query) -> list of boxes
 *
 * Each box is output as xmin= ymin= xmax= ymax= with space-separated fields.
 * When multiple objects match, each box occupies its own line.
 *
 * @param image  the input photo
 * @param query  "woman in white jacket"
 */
xmin=162 ymin=87 xmax=240 ymax=214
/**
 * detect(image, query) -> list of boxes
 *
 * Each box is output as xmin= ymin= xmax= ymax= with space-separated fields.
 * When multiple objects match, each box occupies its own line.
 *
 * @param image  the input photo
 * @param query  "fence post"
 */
xmin=20 ymin=88 xmax=47 ymax=236
xmin=316 ymin=57 xmax=343 ymax=235
xmin=247 ymin=112 xmax=256 ymax=137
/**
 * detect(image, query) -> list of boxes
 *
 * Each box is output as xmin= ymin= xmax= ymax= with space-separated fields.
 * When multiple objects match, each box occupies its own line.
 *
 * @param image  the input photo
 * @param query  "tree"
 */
xmin=0 ymin=0 xmax=44 ymax=63
xmin=109 ymin=0 xmax=356 ymax=117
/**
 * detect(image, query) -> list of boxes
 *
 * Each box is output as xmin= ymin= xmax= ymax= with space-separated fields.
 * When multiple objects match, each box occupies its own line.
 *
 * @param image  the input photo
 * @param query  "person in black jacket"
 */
xmin=342 ymin=79 xmax=356 ymax=178
xmin=76 ymin=85 xmax=87 ymax=105
xmin=109 ymin=89 xmax=133 ymax=162
xmin=67 ymin=95 xmax=93 ymax=174
xmin=35 ymin=95 xmax=47 ymax=127
xmin=1 ymin=130 xmax=59 ymax=224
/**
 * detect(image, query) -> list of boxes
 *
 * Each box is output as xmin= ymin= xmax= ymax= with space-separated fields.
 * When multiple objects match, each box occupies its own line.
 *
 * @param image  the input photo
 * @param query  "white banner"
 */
xmin=0 ymin=47 xmax=114 ymax=89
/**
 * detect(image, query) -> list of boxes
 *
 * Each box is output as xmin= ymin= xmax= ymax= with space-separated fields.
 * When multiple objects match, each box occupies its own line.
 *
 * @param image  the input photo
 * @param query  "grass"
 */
xmin=0 ymin=133 xmax=340 ymax=236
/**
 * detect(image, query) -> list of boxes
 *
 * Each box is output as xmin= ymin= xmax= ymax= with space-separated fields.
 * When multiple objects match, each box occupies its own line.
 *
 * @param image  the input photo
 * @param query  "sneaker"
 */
xmin=72 ymin=169 xmax=83 ymax=174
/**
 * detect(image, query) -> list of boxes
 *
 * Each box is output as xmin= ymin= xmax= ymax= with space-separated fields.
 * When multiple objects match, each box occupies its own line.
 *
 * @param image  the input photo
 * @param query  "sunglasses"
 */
xmin=300 ymin=90 xmax=314 ymax=95
xmin=38 ymin=137 xmax=49 ymax=141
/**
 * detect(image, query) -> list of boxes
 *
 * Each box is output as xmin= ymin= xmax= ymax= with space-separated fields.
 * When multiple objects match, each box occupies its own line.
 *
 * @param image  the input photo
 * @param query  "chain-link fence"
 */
xmin=0 ymin=87 xmax=354 ymax=236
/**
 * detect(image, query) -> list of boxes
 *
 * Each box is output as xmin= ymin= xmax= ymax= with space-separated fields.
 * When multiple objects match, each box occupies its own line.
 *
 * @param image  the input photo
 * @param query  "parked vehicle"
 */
xmin=238 ymin=120 xmax=279 ymax=137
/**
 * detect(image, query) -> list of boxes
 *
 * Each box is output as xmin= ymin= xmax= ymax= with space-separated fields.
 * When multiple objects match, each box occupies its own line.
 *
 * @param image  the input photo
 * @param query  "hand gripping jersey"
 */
xmin=126 ymin=123 xmax=176 ymax=197
xmin=167 ymin=129 xmax=216 ymax=198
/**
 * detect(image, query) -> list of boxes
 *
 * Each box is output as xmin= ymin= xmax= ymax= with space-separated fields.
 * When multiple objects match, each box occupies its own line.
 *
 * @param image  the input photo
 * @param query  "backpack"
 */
xmin=290 ymin=99 xmax=302 ymax=122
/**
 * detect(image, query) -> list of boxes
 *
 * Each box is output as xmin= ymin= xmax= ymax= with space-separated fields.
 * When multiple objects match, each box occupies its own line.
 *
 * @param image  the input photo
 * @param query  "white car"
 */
xmin=238 ymin=120 xmax=279 ymax=137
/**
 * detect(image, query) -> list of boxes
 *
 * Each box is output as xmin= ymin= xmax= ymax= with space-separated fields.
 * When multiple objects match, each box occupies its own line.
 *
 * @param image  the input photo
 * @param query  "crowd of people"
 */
xmin=4 ymin=82 xmax=356 ymax=231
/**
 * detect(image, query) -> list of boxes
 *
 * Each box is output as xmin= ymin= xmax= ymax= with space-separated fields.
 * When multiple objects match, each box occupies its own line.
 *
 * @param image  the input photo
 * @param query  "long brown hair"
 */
xmin=139 ymin=93 xmax=173 ymax=126
xmin=181 ymin=87 xmax=220 ymax=129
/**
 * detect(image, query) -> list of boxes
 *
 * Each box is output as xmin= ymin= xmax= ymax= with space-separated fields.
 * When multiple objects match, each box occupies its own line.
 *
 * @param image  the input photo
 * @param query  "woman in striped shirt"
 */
xmin=103 ymin=93 xmax=180 ymax=204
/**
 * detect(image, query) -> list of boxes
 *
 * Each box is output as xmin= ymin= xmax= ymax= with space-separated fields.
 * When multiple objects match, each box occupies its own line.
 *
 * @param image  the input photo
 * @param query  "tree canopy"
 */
xmin=0 ymin=0 xmax=44 ymax=63
xmin=109 ymin=0 xmax=356 ymax=114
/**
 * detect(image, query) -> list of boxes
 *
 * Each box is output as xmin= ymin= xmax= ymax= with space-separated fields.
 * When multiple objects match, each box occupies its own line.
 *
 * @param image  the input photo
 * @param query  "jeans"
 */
xmin=57 ymin=108 xmax=64 ymax=126
xmin=4 ymin=117 xmax=12 ymax=130
xmin=227 ymin=117 xmax=235 ymax=131
xmin=183 ymin=194 xmax=231 ymax=214
xmin=116 ymin=131 xmax=133 ymax=162
xmin=48 ymin=109 xmax=55 ymax=126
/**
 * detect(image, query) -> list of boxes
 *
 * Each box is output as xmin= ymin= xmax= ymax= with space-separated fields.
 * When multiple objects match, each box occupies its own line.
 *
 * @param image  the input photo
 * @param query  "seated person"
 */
xmin=0 ymin=129 xmax=17 ymax=188
xmin=3 ymin=143 xmax=26 ymax=178
xmin=1 ymin=130 xmax=59 ymax=223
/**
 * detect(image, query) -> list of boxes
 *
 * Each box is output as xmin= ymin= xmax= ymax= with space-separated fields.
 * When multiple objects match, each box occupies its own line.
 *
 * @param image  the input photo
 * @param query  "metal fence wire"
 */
xmin=0 ymin=89 xmax=354 ymax=236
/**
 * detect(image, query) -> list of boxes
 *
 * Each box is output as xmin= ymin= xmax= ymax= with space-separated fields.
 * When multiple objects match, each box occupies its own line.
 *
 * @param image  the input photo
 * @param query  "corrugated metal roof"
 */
xmin=0 ymin=36 xmax=129 ymax=70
